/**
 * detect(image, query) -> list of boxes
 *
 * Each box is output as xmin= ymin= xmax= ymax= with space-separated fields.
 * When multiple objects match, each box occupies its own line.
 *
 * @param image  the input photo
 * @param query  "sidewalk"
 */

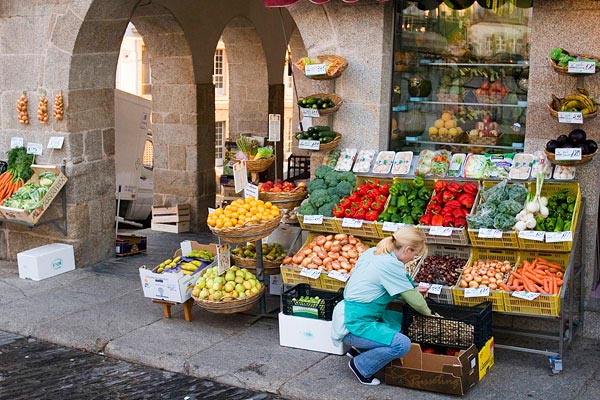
xmin=0 ymin=230 xmax=599 ymax=400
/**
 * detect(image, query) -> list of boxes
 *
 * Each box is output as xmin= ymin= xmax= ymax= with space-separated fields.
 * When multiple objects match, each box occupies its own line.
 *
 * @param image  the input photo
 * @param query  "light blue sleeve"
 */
xmin=379 ymin=259 xmax=415 ymax=297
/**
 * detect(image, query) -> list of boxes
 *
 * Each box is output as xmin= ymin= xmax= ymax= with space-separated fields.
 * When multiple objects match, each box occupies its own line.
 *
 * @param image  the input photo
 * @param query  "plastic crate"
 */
xmin=335 ymin=219 xmax=381 ymax=239
xmin=418 ymin=225 xmax=470 ymax=246
xmin=298 ymin=215 xmax=340 ymax=234
xmin=319 ymin=273 xmax=347 ymax=292
xmin=516 ymin=182 xmax=581 ymax=252
xmin=280 ymin=265 xmax=323 ymax=287
xmin=413 ymin=245 xmax=471 ymax=305
xmin=502 ymin=251 xmax=569 ymax=316
xmin=402 ymin=301 xmax=493 ymax=350
xmin=451 ymin=248 xmax=519 ymax=312
xmin=281 ymin=283 xmax=343 ymax=320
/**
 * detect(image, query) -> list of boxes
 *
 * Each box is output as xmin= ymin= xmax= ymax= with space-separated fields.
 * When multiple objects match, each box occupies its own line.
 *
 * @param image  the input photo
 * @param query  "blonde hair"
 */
xmin=374 ymin=226 xmax=426 ymax=256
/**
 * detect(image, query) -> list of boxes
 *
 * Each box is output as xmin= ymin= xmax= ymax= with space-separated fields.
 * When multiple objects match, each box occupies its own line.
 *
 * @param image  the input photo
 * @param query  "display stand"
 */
xmin=152 ymin=298 xmax=193 ymax=322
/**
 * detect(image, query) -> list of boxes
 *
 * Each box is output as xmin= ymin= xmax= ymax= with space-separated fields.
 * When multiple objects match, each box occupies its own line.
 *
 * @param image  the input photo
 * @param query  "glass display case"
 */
xmin=390 ymin=0 xmax=533 ymax=154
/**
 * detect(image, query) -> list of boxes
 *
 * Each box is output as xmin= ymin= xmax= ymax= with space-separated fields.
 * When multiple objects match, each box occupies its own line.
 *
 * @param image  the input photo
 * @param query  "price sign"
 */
xmin=478 ymin=228 xmax=503 ymax=239
xmin=298 ymin=139 xmax=320 ymax=150
xmin=301 ymin=108 xmax=321 ymax=118
xmin=429 ymin=226 xmax=453 ymax=236
xmin=518 ymin=230 xmax=545 ymax=242
xmin=216 ymin=244 xmax=231 ymax=275
xmin=568 ymin=61 xmax=596 ymax=74
xmin=558 ymin=111 xmax=583 ymax=124
xmin=328 ymin=270 xmax=350 ymax=282
xmin=300 ymin=268 xmax=321 ymax=280
xmin=233 ymin=161 xmax=248 ymax=193
xmin=208 ymin=207 xmax=215 ymax=214
xmin=512 ymin=291 xmax=541 ymax=301
xmin=464 ymin=287 xmax=490 ymax=298
xmin=244 ymin=183 xmax=259 ymax=200
xmin=304 ymin=63 xmax=327 ymax=76
xmin=47 ymin=136 xmax=65 ymax=149
xmin=10 ymin=137 xmax=24 ymax=149
xmin=555 ymin=148 xmax=582 ymax=161
xmin=342 ymin=218 xmax=363 ymax=228
xmin=545 ymin=231 xmax=573 ymax=243
xmin=428 ymin=284 xmax=443 ymax=295
xmin=418 ymin=282 xmax=431 ymax=289
xmin=382 ymin=222 xmax=405 ymax=232
xmin=268 ymin=114 xmax=281 ymax=142
xmin=303 ymin=215 xmax=324 ymax=225
xmin=26 ymin=142 xmax=43 ymax=155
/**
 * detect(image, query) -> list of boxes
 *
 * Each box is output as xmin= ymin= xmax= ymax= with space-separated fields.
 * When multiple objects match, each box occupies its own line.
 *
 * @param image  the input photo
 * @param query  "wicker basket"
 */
xmin=429 ymin=132 xmax=464 ymax=143
xmin=259 ymin=190 xmax=307 ymax=210
xmin=544 ymin=148 xmax=597 ymax=166
xmin=294 ymin=55 xmax=348 ymax=80
xmin=299 ymin=93 xmax=343 ymax=116
xmin=192 ymin=286 xmax=264 ymax=314
xmin=551 ymin=54 xmax=600 ymax=75
xmin=230 ymin=254 xmax=282 ymax=275
xmin=293 ymin=133 xmax=342 ymax=152
xmin=209 ymin=215 xmax=281 ymax=243
xmin=476 ymin=93 xmax=506 ymax=105
xmin=547 ymin=102 xmax=597 ymax=121
xmin=244 ymin=156 xmax=275 ymax=173
xmin=466 ymin=134 xmax=500 ymax=146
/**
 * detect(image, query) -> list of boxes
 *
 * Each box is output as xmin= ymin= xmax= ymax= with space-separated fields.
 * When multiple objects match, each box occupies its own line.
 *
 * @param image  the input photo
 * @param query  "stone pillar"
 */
xmin=196 ymin=83 xmax=217 ymax=230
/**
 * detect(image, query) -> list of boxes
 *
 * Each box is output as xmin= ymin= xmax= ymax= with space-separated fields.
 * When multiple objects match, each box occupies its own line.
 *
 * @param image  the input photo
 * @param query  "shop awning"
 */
xmin=264 ymin=0 xmax=389 ymax=7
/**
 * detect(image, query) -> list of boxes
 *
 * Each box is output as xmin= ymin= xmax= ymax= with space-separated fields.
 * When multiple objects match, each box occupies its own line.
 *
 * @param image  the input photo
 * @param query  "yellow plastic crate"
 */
xmin=418 ymin=226 xmax=470 ymax=246
xmin=501 ymin=251 xmax=569 ymax=316
xmin=319 ymin=273 xmax=347 ymax=292
xmin=298 ymin=215 xmax=340 ymax=234
xmin=335 ymin=219 xmax=382 ymax=239
xmin=516 ymin=182 xmax=580 ymax=252
xmin=451 ymin=248 xmax=519 ymax=312
xmin=280 ymin=264 xmax=323 ymax=288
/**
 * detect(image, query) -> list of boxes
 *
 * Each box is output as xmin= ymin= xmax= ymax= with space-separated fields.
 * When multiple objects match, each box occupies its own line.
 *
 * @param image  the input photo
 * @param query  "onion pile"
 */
xmin=282 ymin=233 xmax=369 ymax=274
xmin=457 ymin=259 xmax=512 ymax=290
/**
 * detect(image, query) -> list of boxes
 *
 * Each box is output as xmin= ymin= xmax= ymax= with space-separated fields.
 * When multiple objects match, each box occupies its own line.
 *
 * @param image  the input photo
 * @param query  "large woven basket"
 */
xmin=231 ymin=254 xmax=282 ymax=275
xmin=547 ymin=102 xmax=597 ymax=120
xmin=475 ymin=93 xmax=506 ymax=105
xmin=294 ymin=55 xmax=348 ymax=80
xmin=293 ymin=133 xmax=342 ymax=152
xmin=544 ymin=148 xmax=597 ymax=166
xmin=192 ymin=286 xmax=264 ymax=314
xmin=429 ymin=132 xmax=464 ymax=143
xmin=466 ymin=134 xmax=500 ymax=146
xmin=551 ymin=54 xmax=600 ymax=75
xmin=299 ymin=93 xmax=343 ymax=116
xmin=209 ymin=215 xmax=281 ymax=243
xmin=259 ymin=190 xmax=307 ymax=210
xmin=245 ymin=156 xmax=275 ymax=173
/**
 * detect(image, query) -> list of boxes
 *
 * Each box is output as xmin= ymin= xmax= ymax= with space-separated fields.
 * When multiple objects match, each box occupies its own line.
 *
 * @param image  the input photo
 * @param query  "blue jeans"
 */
xmin=342 ymin=332 xmax=411 ymax=378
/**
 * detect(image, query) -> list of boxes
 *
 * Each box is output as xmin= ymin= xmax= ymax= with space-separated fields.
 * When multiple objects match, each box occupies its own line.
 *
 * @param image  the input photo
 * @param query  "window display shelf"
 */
xmin=420 ymin=61 xmax=530 ymax=68
xmin=409 ymin=99 xmax=528 ymax=108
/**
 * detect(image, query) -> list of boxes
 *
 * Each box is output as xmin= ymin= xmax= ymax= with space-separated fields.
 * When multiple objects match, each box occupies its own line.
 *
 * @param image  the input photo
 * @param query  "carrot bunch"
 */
xmin=499 ymin=257 xmax=564 ymax=295
xmin=0 ymin=146 xmax=34 ymax=205
xmin=0 ymin=171 xmax=24 ymax=203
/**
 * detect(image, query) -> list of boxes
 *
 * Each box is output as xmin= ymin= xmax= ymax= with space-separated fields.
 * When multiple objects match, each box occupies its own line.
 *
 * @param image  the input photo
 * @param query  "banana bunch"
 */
xmin=552 ymin=88 xmax=598 ymax=115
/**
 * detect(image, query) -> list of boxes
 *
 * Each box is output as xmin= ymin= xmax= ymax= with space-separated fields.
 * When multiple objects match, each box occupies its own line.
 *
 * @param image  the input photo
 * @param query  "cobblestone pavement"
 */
xmin=0 ymin=331 xmax=285 ymax=400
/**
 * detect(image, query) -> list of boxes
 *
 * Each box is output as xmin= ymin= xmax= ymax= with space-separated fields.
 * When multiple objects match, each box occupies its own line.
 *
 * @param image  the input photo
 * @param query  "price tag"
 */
xmin=429 ymin=284 xmax=443 ymax=295
xmin=233 ymin=161 xmax=248 ymax=193
xmin=518 ymin=230 xmax=545 ymax=242
xmin=301 ymin=108 xmax=321 ymax=118
xmin=429 ymin=226 xmax=453 ymax=236
xmin=244 ymin=183 xmax=259 ymax=200
xmin=208 ymin=207 xmax=215 ymax=214
xmin=298 ymin=139 xmax=320 ymax=150
xmin=268 ymin=114 xmax=281 ymax=142
xmin=303 ymin=215 xmax=324 ymax=225
xmin=10 ymin=137 xmax=24 ymax=149
xmin=342 ymin=218 xmax=363 ymax=228
xmin=305 ymin=63 xmax=327 ymax=76
xmin=47 ymin=136 xmax=65 ymax=149
xmin=558 ymin=111 xmax=583 ymax=124
xmin=464 ymin=287 xmax=490 ymax=298
xmin=216 ymin=244 xmax=231 ymax=275
xmin=555 ymin=148 xmax=582 ymax=161
xmin=382 ymin=222 xmax=405 ymax=232
xmin=328 ymin=270 xmax=350 ymax=282
xmin=545 ymin=231 xmax=573 ymax=243
xmin=26 ymin=142 xmax=43 ymax=155
xmin=418 ymin=282 xmax=431 ymax=289
xmin=512 ymin=291 xmax=541 ymax=301
xmin=568 ymin=61 xmax=596 ymax=74
xmin=300 ymin=268 xmax=321 ymax=280
xmin=478 ymin=228 xmax=503 ymax=239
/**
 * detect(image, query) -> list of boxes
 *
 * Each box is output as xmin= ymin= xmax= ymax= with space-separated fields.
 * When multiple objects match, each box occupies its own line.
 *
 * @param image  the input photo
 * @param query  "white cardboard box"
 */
xmin=17 ymin=243 xmax=75 ymax=281
xmin=279 ymin=312 xmax=348 ymax=355
xmin=139 ymin=266 xmax=199 ymax=303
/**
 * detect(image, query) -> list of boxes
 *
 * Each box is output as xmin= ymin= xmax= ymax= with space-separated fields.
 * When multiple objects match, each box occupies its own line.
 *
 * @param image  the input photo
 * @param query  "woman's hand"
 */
xmin=416 ymin=286 xmax=429 ymax=298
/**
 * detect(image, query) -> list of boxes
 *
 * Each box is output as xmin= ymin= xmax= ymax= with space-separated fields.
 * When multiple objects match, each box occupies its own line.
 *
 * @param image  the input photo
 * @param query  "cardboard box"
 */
xmin=0 ymin=164 xmax=67 ymax=225
xmin=478 ymin=337 xmax=495 ymax=380
xmin=278 ymin=312 xmax=348 ymax=355
xmin=385 ymin=343 xmax=479 ymax=396
xmin=115 ymin=235 xmax=147 ymax=256
xmin=18 ymin=243 xmax=75 ymax=281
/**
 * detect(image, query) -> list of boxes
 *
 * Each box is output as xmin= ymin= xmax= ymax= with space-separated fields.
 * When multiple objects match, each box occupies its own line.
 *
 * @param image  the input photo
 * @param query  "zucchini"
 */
xmin=319 ymin=130 xmax=337 ymax=139
xmin=314 ymin=125 xmax=330 ymax=131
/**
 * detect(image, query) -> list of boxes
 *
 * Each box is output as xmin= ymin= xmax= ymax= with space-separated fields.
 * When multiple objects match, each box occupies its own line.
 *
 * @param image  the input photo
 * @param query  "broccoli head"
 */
xmin=308 ymin=178 xmax=327 ymax=193
xmin=309 ymin=189 xmax=329 ymax=208
xmin=339 ymin=171 xmax=357 ymax=185
xmin=318 ymin=202 xmax=337 ymax=217
xmin=298 ymin=202 xmax=317 ymax=215
xmin=336 ymin=180 xmax=354 ymax=198
xmin=315 ymin=165 xmax=333 ymax=180
xmin=324 ymin=172 xmax=340 ymax=188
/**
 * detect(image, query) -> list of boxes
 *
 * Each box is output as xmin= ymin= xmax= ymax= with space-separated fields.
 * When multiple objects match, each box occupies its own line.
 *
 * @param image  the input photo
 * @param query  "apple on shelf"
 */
xmin=468 ymin=113 xmax=501 ymax=138
xmin=258 ymin=179 xmax=306 ymax=193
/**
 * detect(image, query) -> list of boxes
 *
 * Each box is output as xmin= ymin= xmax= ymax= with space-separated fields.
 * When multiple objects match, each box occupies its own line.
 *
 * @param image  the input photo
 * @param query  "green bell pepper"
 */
xmin=412 ymin=176 xmax=425 ymax=188
xmin=554 ymin=216 xmax=564 ymax=232
xmin=398 ymin=195 xmax=408 ymax=208
xmin=402 ymin=215 xmax=414 ymax=225
xmin=566 ymin=194 xmax=576 ymax=204
xmin=567 ymin=203 xmax=575 ymax=213
xmin=563 ymin=221 xmax=571 ymax=231
xmin=418 ymin=187 xmax=431 ymax=201
xmin=545 ymin=217 xmax=556 ymax=231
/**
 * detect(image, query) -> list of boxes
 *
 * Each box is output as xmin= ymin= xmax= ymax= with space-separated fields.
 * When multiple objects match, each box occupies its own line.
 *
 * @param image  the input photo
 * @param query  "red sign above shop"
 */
xmin=264 ymin=0 xmax=389 ymax=7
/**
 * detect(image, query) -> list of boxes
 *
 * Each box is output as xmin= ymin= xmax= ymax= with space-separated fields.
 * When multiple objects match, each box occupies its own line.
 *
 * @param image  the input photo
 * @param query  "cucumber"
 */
xmin=319 ymin=130 xmax=337 ymax=139
xmin=314 ymin=125 xmax=330 ymax=131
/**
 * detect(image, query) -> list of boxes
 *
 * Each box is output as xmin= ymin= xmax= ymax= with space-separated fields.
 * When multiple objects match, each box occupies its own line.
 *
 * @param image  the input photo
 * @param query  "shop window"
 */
xmin=214 ymin=49 xmax=225 ymax=96
xmin=143 ymin=137 xmax=154 ymax=169
xmin=215 ymin=121 xmax=226 ymax=166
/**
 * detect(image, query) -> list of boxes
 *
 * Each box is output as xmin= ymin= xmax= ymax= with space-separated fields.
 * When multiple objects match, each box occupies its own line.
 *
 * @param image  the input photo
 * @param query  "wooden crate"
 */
xmin=151 ymin=204 xmax=191 ymax=233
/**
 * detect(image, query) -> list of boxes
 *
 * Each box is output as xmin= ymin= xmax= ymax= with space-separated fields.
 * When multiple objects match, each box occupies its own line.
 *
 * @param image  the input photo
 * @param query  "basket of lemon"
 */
xmin=207 ymin=197 xmax=282 ymax=243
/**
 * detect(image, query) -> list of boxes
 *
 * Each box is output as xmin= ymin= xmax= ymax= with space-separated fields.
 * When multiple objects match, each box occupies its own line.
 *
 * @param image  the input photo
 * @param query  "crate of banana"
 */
xmin=548 ymin=87 xmax=598 ymax=119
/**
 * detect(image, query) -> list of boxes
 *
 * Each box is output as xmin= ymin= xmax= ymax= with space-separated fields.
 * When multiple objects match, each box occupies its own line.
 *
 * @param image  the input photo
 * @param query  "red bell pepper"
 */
xmin=458 ymin=193 xmax=475 ymax=209
xmin=344 ymin=208 xmax=354 ymax=218
xmin=427 ymin=204 xmax=442 ymax=214
xmin=332 ymin=205 xmax=345 ymax=218
xmin=366 ymin=179 xmax=379 ymax=189
xmin=339 ymin=198 xmax=351 ymax=209
xmin=454 ymin=217 xmax=467 ymax=228
xmin=375 ymin=194 xmax=387 ymax=204
xmin=443 ymin=215 xmax=454 ymax=226
xmin=350 ymin=202 xmax=360 ymax=211
xmin=371 ymin=201 xmax=384 ymax=212
xmin=348 ymin=191 xmax=361 ymax=203
xmin=353 ymin=208 xmax=366 ymax=219
xmin=361 ymin=197 xmax=373 ymax=210
xmin=357 ymin=184 xmax=368 ymax=197
xmin=434 ymin=181 xmax=447 ymax=192
xmin=453 ymin=208 xmax=466 ymax=219
xmin=365 ymin=210 xmax=378 ymax=221
xmin=431 ymin=214 xmax=444 ymax=226
xmin=462 ymin=182 xmax=478 ymax=196
xmin=366 ymin=188 xmax=380 ymax=199
xmin=419 ymin=213 xmax=433 ymax=225
xmin=442 ymin=190 xmax=455 ymax=202
xmin=444 ymin=200 xmax=462 ymax=209
xmin=379 ymin=183 xmax=389 ymax=196
xmin=446 ymin=181 xmax=463 ymax=194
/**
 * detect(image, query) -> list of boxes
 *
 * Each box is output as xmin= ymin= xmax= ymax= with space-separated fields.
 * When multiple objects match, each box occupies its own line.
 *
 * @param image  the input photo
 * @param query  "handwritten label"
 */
xmin=418 ymin=282 xmax=430 ymax=289
xmin=303 ymin=215 xmax=324 ymax=225
xmin=268 ymin=114 xmax=281 ymax=142
xmin=568 ymin=60 xmax=596 ymax=74
xmin=300 ymin=268 xmax=321 ymax=280
xmin=10 ymin=137 xmax=24 ymax=149
xmin=555 ymin=147 xmax=582 ymax=161
xmin=47 ymin=136 xmax=65 ymax=149
xmin=298 ymin=139 xmax=320 ymax=150
xmin=301 ymin=108 xmax=321 ymax=118
xmin=244 ymin=183 xmax=259 ymax=200
xmin=26 ymin=142 xmax=43 ymax=155
xmin=545 ymin=231 xmax=573 ymax=243
xmin=518 ymin=230 xmax=545 ymax=242
xmin=558 ymin=111 xmax=583 ymax=124
xmin=342 ymin=218 xmax=363 ymax=228
xmin=328 ymin=270 xmax=350 ymax=282
xmin=216 ymin=244 xmax=231 ymax=275
xmin=208 ymin=207 xmax=215 ymax=214
xmin=429 ymin=226 xmax=453 ymax=236
xmin=429 ymin=284 xmax=443 ymax=295
xmin=478 ymin=228 xmax=503 ymax=239
xmin=382 ymin=222 xmax=405 ymax=232
xmin=233 ymin=161 xmax=248 ymax=193
xmin=464 ymin=287 xmax=490 ymax=298
xmin=512 ymin=291 xmax=541 ymax=301
xmin=305 ymin=63 xmax=327 ymax=76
